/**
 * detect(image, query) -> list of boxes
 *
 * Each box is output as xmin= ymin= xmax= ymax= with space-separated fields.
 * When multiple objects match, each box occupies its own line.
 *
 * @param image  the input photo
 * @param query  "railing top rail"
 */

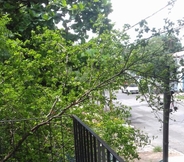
xmin=72 ymin=115 xmax=125 ymax=162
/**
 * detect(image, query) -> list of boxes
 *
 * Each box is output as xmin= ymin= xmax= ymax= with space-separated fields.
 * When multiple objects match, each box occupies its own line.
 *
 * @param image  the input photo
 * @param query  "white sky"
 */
xmin=108 ymin=0 xmax=184 ymax=43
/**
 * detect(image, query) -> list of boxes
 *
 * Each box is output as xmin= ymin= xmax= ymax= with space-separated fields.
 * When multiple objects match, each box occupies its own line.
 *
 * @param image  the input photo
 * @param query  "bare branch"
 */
xmin=46 ymin=96 xmax=59 ymax=118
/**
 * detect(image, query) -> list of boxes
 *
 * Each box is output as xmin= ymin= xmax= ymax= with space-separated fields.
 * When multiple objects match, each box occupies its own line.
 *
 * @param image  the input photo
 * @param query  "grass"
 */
xmin=176 ymin=94 xmax=184 ymax=100
xmin=153 ymin=146 xmax=162 ymax=153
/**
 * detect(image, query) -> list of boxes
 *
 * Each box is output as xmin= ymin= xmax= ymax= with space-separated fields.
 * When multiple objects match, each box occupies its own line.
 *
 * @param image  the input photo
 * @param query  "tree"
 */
xmin=161 ymin=34 xmax=182 ymax=53
xmin=0 ymin=0 xmax=113 ymax=42
xmin=0 ymin=16 xmax=12 ymax=62
xmin=0 ymin=17 xmax=149 ymax=161
xmin=1 ymin=0 xmax=184 ymax=161
xmin=136 ymin=34 xmax=181 ymax=95
xmin=130 ymin=19 xmax=183 ymax=162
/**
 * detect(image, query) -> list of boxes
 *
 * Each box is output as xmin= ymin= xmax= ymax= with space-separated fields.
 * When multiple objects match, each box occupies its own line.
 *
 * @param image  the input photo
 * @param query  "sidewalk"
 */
xmin=135 ymin=145 xmax=184 ymax=162
xmin=169 ymin=156 xmax=184 ymax=162
xmin=168 ymin=148 xmax=184 ymax=162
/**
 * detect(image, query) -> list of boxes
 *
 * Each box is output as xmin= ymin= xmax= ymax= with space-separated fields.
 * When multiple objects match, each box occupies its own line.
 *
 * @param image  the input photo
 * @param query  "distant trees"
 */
xmin=145 ymin=34 xmax=180 ymax=81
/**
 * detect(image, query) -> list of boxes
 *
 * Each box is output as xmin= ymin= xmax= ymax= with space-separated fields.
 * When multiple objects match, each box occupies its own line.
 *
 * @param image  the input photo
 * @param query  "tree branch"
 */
xmin=1 ymin=65 xmax=127 ymax=161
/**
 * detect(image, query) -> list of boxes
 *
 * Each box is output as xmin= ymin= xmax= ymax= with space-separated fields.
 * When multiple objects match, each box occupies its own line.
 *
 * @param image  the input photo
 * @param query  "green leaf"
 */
xmin=78 ymin=2 xmax=84 ymax=10
xmin=42 ymin=13 xmax=50 ymax=20
xmin=61 ymin=0 xmax=67 ymax=7
xmin=72 ymin=4 xmax=78 ymax=10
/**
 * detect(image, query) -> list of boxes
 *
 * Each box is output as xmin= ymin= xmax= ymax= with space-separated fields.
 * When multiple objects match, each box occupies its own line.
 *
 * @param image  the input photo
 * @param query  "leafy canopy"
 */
xmin=0 ymin=0 xmax=113 ymax=42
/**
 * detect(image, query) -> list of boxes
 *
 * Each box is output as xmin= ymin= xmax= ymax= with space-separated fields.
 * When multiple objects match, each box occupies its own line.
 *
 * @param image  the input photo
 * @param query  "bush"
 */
xmin=153 ymin=146 xmax=162 ymax=152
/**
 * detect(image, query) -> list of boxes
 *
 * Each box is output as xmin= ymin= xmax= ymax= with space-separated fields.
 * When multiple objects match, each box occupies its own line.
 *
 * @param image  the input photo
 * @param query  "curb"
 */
xmin=137 ymin=145 xmax=184 ymax=162
xmin=137 ymin=144 xmax=184 ymax=155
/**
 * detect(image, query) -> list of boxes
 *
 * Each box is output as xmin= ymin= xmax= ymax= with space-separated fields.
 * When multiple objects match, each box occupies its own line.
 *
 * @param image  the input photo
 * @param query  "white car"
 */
xmin=124 ymin=84 xmax=139 ymax=94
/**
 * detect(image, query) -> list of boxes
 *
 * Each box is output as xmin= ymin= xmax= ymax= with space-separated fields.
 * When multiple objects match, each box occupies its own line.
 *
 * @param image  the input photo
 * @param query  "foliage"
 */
xmin=133 ymin=34 xmax=180 ymax=97
xmin=0 ymin=0 xmax=113 ymax=42
xmin=72 ymin=101 xmax=149 ymax=161
xmin=0 ymin=17 xmax=149 ymax=161
xmin=175 ymin=94 xmax=184 ymax=100
xmin=0 ymin=16 xmax=12 ymax=62
xmin=161 ymin=34 xmax=182 ymax=53
xmin=0 ymin=116 xmax=74 ymax=162
xmin=153 ymin=146 xmax=162 ymax=153
xmin=1 ymin=1 xmax=184 ymax=160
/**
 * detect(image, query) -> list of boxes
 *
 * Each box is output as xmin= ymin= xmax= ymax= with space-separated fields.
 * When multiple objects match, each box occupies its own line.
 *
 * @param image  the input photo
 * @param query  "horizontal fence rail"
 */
xmin=73 ymin=115 xmax=125 ymax=162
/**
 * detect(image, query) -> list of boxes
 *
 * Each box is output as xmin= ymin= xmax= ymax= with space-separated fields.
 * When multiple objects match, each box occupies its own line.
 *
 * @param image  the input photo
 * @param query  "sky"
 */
xmin=108 ymin=0 xmax=184 ymax=43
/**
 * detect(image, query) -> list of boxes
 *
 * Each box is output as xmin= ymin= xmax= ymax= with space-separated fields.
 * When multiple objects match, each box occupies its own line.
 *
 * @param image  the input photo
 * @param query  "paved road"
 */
xmin=114 ymin=90 xmax=184 ymax=154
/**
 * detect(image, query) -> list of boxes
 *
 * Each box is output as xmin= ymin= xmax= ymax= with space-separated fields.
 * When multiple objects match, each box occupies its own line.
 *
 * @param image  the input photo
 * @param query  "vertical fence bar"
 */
xmin=89 ymin=133 xmax=93 ymax=162
xmin=81 ymin=125 xmax=85 ymax=162
xmin=79 ymin=121 xmax=83 ymax=162
xmin=107 ymin=150 xmax=111 ymax=162
xmin=101 ymin=144 xmax=106 ymax=162
xmin=72 ymin=115 xmax=124 ymax=162
xmin=73 ymin=117 xmax=78 ymax=162
xmin=97 ymin=141 xmax=101 ymax=161
xmin=83 ymin=127 xmax=87 ymax=162
xmin=93 ymin=136 xmax=97 ymax=162
xmin=113 ymin=155 xmax=117 ymax=162
xmin=86 ymin=130 xmax=90 ymax=162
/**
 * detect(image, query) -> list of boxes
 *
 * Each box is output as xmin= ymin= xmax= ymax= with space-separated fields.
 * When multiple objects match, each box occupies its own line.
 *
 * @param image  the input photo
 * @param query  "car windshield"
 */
xmin=129 ymin=84 xmax=137 ymax=87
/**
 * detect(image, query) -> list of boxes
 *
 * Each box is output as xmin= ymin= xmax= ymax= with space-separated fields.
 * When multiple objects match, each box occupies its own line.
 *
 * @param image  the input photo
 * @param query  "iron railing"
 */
xmin=73 ymin=115 xmax=125 ymax=162
xmin=0 ymin=115 xmax=125 ymax=162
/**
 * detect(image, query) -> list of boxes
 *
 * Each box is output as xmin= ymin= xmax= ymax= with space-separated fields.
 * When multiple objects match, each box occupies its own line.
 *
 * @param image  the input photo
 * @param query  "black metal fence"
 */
xmin=73 ymin=115 xmax=124 ymax=162
xmin=0 ymin=115 xmax=125 ymax=162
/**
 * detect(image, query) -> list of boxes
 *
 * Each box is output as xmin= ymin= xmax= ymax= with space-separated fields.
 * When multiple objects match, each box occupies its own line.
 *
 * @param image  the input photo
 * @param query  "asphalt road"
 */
xmin=114 ymin=90 xmax=184 ymax=154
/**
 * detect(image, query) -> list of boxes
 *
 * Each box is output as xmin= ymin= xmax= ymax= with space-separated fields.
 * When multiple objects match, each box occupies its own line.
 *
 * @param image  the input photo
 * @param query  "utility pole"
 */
xmin=163 ymin=66 xmax=171 ymax=162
